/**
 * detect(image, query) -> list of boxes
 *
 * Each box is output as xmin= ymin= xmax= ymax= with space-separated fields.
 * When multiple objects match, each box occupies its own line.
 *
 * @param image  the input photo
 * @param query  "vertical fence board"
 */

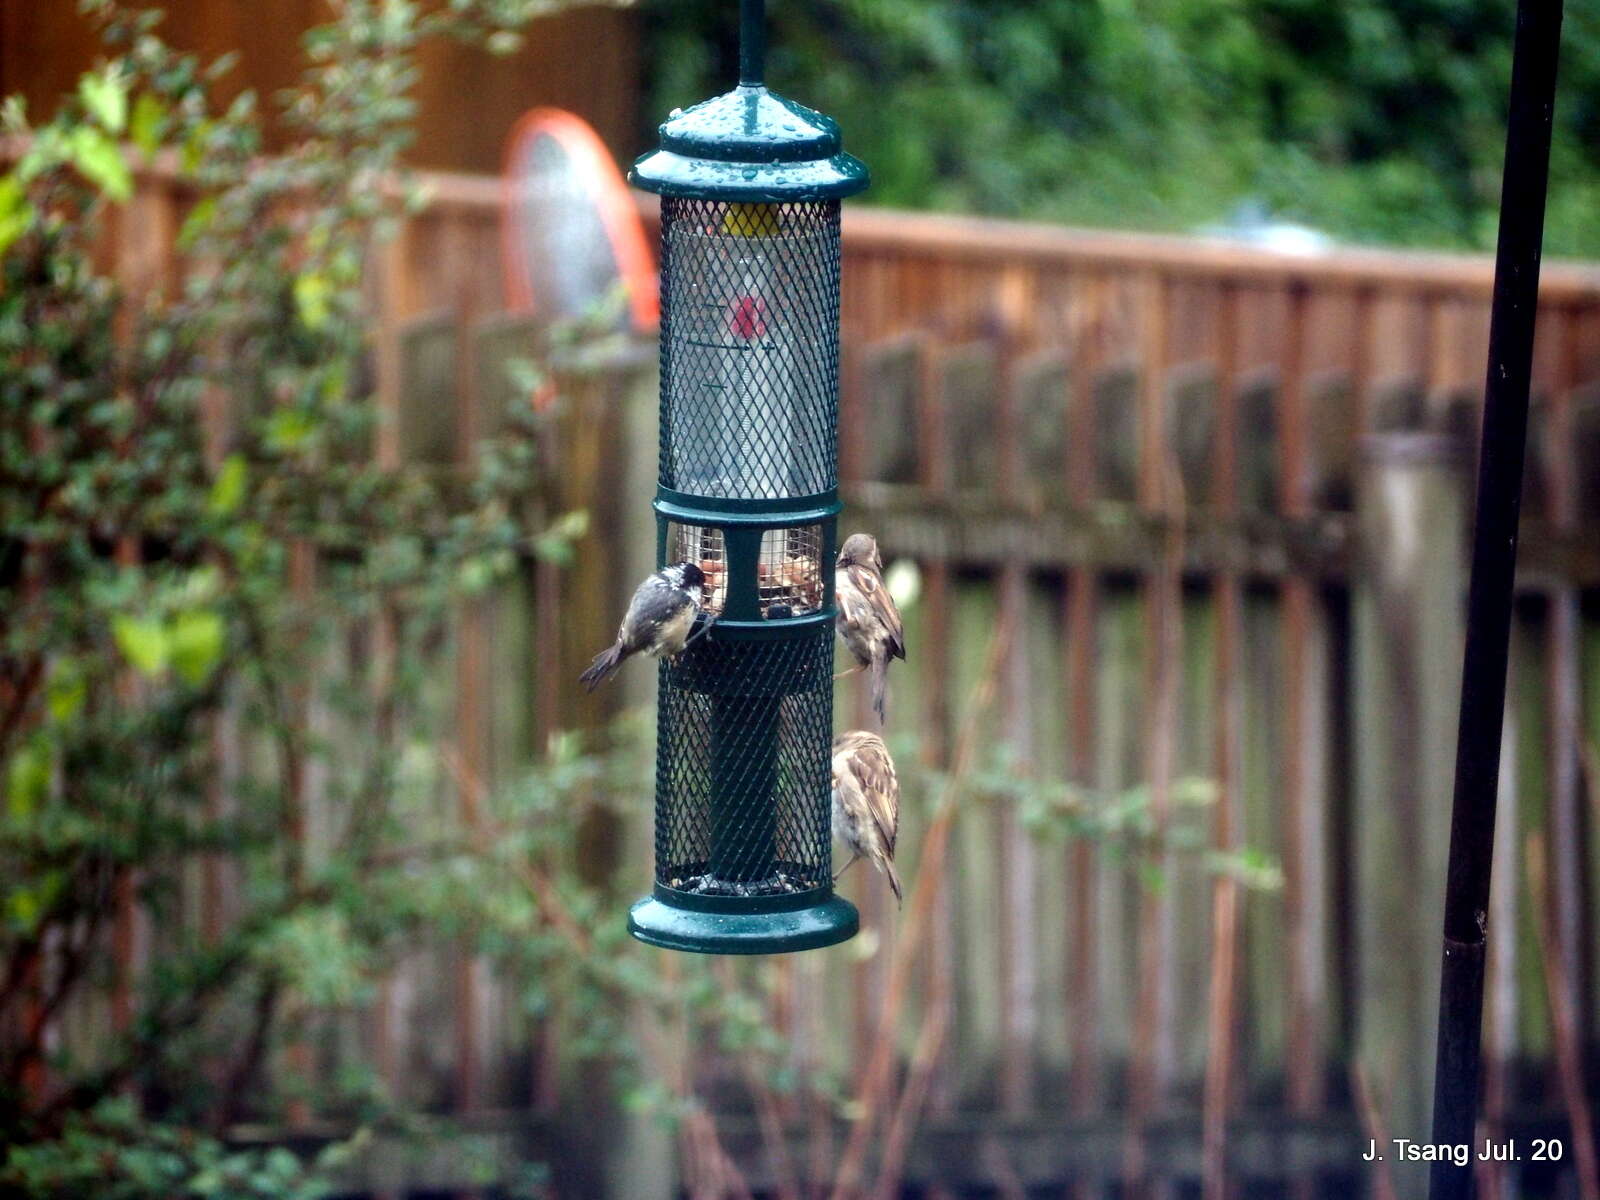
xmin=1174 ymin=590 xmax=1217 ymax=1086
xmin=1095 ymin=581 xmax=1143 ymax=1069
xmin=1584 ymin=595 xmax=1600 ymax=1048
xmin=1513 ymin=606 xmax=1554 ymax=1065
xmin=1279 ymin=284 xmax=1327 ymax=1123
xmin=1481 ymin=656 xmax=1521 ymax=1187
xmin=997 ymin=335 xmax=1039 ymax=1119
xmin=1065 ymin=279 xmax=1104 ymax=1159
xmin=1353 ymin=435 xmax=1465 ymax=1197
xmin=368 ymin=229 xmax=410 ymax=1200
xmin=1202 ymin=282 xmax=1243 ymax=1200
xmin=1240 ymin=582 xmax=1285 ymax=1099
xmin=1545 ymin=307 xmax=1592 ymax=1042
xmin=451 ymin=249 xmax=488 ymax=1136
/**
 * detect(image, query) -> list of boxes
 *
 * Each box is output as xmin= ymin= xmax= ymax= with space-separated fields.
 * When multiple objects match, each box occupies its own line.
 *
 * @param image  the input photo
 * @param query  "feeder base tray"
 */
xmin=628 ymin=892 xmax=858 ymax=955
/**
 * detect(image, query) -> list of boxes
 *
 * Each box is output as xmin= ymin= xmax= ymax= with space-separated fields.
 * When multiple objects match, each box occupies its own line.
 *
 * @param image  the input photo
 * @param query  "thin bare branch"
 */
xmin=829 ymin=612 xmax=1014 ymax=1199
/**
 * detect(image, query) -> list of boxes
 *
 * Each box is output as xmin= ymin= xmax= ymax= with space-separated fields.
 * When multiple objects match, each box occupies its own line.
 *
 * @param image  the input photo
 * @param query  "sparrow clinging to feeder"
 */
xmin=835 ymin=532 xmax=905 ymax=723
xmin=831 ymin=730 xmax=902 ymax=906
xmin=579 ymin=562 xmax=708 ymax=691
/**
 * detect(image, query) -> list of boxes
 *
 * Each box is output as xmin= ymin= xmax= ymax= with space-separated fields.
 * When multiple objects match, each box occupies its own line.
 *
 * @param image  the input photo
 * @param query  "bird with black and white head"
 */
xmin=579 ymin=561 xmax=708 ymax=691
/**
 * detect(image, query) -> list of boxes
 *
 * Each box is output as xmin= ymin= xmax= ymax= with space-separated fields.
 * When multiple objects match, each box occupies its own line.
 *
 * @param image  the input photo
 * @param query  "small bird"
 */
xmin=835 ymin=533 xmax=905 ymax=723
xmin=831 ymin=730 xmax=902 ymax=906
xmin=579 ymin=561 xmax=708 ymax=691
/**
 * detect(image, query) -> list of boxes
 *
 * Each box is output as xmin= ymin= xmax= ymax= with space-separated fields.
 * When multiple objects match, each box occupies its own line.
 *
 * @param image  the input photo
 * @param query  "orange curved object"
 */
xmin=500 ymin=107 xmax=659 ymax=337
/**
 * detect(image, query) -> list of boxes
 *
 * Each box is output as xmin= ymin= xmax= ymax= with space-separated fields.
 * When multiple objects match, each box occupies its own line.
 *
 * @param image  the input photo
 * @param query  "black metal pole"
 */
xmin=739 ymin=0 xmax=765 ymax=86
xmin=1429 ymin=2 xmax=1562 ymax=1197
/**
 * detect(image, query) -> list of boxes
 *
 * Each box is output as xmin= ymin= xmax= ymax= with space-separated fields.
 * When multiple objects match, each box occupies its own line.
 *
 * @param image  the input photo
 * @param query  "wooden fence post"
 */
xmin=606 ymin=346 xmax=676 ymax=1200
xmin=1353 ymin=432 xmax=1466 ymax=1198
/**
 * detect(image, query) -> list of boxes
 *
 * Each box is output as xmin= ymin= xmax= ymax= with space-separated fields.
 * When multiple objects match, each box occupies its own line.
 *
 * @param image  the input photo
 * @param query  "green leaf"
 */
xmin=1138 ymin=860 xmax=1167 ymax=893
xmin=293 ymin=271 xmax=332 ymax=330
xmin=129 ymin=93 xmax=166 ymax=157
xmin=45 ymin=663 xmax=86 ymax=724
xmin=532 ymin=509 xmax=590 ymax=562
xmin=112 ymin=614 xmax=169 ymax=676
xmin=457 ymin=558 xmax=494 ymax=594
xmin=208 ymin=453 xmax=247 ymax=516
xmin=67 ymin=126 xmax=132 ymax=202
xmin=168 ymin=609 xmax=225 ymax=686
xmin=177 ymin=194 xmax=218 ymax=249
xmin=265 ymin=409 xmax=319 ymax=452
xmin=206 ymin=51 xmax=240 ymax=82
xmin=79 ymin=68 xmax=128 ymax=133
xmin=6 ymin=741 xmax=50 ymax=819
xmin=319 ymin=361 xmax=348 ymax=403
xmin=180 ymin=118 xmax=214 ymax=174
xmin=7 ymin=887 xmax=41 ymax=932
xmin=14 ymin=131 xmax=57 ymax=184
xmin=4 ymin=872 xmax=62 ymax=934
xmin=546 ymin=509 xmax=589 ymax=541
xmin=0 ymin=173 xmax=34 ymax=258
xmin=188 ymin=1167 xmax=224 ymax=1195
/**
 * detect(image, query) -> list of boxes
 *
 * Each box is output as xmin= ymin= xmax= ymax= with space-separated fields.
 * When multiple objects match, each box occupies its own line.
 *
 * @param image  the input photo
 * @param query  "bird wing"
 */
xmin=836 ymin=731 xmax=899 ymax=856
xmin=619 ymin=574 xmax=688 ymax=653
xmin=841 ymin=563 xmax=906 ymax=660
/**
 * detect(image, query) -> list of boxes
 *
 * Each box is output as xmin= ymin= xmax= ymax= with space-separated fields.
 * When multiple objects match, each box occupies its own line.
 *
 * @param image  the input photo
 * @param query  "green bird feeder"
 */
xmin=626 ymin=0 xmax=867 ymax=954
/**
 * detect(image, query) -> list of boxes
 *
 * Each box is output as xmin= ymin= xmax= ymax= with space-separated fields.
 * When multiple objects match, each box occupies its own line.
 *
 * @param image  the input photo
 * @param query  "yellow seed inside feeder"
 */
xmin=721 ymin=203 xmax=781 ymax=238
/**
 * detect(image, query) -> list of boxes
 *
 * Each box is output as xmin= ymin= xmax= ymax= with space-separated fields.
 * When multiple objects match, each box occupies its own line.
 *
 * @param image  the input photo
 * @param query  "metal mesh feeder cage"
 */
xmin=626 ymin=0 xmax=868 ymax=954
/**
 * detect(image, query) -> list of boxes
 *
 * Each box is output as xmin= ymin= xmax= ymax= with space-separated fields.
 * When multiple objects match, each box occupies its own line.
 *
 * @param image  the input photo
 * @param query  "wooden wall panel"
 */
xmin=0 ymin=0 xmax=640 ymax=172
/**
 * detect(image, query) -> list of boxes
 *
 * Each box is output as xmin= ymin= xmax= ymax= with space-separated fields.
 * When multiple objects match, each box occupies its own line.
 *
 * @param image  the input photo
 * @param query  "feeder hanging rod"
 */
xmin=740 ymin=0 xmax=765 ymax=87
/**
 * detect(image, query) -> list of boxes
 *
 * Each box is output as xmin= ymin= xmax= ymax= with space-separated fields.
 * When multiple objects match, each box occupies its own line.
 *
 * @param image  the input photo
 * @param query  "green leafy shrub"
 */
xmin=0 ymin=1099 xmax=343 ymax=1200
xmin=0 ymin=1 xmax=626 ymax=1193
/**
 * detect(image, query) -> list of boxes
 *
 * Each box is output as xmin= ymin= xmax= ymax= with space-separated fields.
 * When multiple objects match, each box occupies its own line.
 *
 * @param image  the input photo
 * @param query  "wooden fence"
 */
xmin=35 ymin=168 xmax=1600 ymax=1198
xmin=809 ymin=202 xmax=1599 ymax=1200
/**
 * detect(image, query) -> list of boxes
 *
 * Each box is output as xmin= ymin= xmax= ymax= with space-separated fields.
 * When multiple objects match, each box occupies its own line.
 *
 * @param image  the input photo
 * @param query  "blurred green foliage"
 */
xmin=0 ymin=1 xmax=631 ymax=1195
xmin=645 ymin=0 xmax=1600 ymax=255
xmin=0 ymin=1099 xmax=352 ymax=1200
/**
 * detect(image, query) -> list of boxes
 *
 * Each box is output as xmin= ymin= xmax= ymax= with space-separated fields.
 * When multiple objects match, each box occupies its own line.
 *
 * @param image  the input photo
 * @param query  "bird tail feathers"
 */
xmin=870 ymin=655 xmax=889 ymax=724
xmin=579 ymin=642 xmax=626 ymax=691
xmin=880 ymin=855 xmax=903 ymax=908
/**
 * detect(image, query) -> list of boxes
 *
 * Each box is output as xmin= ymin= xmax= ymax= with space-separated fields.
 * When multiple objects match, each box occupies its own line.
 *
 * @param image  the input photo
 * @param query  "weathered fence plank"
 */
xmin=1352 ymin=433 xmax=1466 ymax=1198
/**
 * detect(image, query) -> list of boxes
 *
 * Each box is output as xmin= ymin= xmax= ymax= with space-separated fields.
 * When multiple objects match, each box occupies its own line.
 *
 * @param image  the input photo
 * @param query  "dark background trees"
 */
xmin=645 ymin=0 xmax=1600 ymax=255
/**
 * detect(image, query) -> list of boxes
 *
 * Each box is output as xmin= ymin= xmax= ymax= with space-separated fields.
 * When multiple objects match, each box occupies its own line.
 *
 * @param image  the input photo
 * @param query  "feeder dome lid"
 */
xmin=631 ymin=85 xmax=868 ymax=202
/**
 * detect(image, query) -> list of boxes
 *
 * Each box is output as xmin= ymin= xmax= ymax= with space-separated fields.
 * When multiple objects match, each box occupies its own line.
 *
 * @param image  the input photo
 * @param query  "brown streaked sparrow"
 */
xmin=835 ymin=532 xmax=905 ymax=723
xmin=831 ymin=730 xmax=902 ymax=906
